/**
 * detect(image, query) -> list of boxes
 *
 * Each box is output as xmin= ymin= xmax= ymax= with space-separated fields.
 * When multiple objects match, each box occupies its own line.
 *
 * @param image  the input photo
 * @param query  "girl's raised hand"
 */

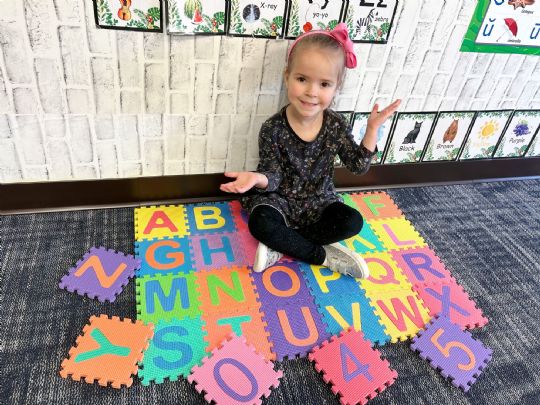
xmin=220 ymin=171 xmax=265 ymax=194
xmin=367 ymin=99 xmax=401 ymax=130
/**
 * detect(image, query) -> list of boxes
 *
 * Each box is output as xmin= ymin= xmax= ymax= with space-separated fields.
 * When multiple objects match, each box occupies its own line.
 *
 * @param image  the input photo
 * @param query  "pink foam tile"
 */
xmin=390 ymin=247 xmax=457 ymax=286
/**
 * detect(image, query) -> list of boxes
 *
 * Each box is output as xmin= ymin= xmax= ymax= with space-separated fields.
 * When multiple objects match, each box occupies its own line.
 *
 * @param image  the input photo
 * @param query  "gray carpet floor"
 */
xmin=1 ymin=179 xmax=539 ymax=405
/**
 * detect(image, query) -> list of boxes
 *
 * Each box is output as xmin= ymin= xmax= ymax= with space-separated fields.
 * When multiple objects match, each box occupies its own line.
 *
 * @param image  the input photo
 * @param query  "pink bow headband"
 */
xmin=287 ymin=23 xmax=357 ymax=69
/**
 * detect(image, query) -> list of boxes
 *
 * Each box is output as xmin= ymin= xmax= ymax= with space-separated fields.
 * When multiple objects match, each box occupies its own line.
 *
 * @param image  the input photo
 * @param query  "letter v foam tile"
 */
xmin=309 ymin=327 xmax=397 ymax=405
xmin=59 ymin=315 xmax=154 ymax=389
xmin=188 ymin=334 xmax=283 ymax=405
xmin=410 ymin=316 xmax=492 ymax=392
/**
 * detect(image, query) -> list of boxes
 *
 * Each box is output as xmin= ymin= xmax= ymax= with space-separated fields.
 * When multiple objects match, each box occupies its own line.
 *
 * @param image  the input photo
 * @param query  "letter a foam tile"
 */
xmin=59 ymin=247 xmax=140 ymax=303
xmin=309 ymin=327 xmax=397 ymax=405
xmin=60 ymin=315 xmax=154 ymax=388
xmin=410 ymin=316 xmax=492 ymax=392
xmin=188 ymin=334 xmax=283 ymax=405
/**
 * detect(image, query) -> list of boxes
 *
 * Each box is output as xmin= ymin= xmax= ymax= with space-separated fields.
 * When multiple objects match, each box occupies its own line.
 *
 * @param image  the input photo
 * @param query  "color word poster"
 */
xmin=423 ymin=112 xmax=475 ymax=162
xmin=352 ymin=112 xmax=394 ymax=164
xmin=460 ymin=110 xmax=512 ymax=160
xmin=494 ymin=110 xmax=540 ymax=158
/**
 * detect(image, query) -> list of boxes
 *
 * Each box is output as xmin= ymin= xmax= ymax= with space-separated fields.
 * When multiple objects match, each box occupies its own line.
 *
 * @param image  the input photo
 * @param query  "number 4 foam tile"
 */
xmin=410 ymin=316 xmax=492 ymax=392
xmin=309 ymin=327 xmax=397 ymax=405
xmin=188 ymin=334 xmax=283 ymax=405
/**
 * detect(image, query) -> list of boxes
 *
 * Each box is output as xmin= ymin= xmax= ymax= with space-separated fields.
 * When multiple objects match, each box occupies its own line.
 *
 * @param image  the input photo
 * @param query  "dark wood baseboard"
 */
xmin=1 ymin=157 xmax=539 ymax=213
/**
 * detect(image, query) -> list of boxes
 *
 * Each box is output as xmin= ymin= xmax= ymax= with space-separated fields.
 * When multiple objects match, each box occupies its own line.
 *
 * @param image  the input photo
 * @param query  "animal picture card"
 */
xmin=493 ymin=110 xmax=540 ymax=158
xmin=166 ymin=0 xmax=228 ymax=34
xmin=526 ymin=132 xmax=540 ymax=157
xmin=344 ymin=0 xmax=398 ymax=43
xmin=422 ymin=112 xmax=475 ymax=162
xmin=94 ymin=0 xmax=163 ymax=32
xmin=285 ymin=0 xmax=345 ymax=38
xmin=459 ymin=110 xmax=512 ymax=160
xmin=352 ymin=112 xmax=395 ymax=164
xmin=228 ymin=0 xmax=288 ymax=38
xmin=382 ymin=112 xmax=436 ymax=164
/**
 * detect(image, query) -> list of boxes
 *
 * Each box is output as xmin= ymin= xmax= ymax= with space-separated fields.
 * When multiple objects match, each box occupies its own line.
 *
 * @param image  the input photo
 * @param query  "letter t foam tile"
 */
xmin=188 ymin=334 xmax=282 ymax=405
xmin=309 ymin=328 xmax=397 ymax=405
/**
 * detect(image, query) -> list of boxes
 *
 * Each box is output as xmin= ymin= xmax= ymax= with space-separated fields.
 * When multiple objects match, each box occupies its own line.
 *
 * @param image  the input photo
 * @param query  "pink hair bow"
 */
xmin=287 ymin=22 xmax=357 ymax=69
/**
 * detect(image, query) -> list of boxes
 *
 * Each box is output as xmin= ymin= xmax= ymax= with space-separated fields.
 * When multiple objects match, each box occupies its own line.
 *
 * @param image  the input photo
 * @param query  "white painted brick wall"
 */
xmin=0 ymin=0 xmax=539 ymax=183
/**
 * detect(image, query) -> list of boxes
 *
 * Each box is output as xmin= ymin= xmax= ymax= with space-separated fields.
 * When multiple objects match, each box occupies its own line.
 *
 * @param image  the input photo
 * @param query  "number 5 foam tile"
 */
xmin=184 ymin=202 xmax=237 ymax=236
xmin=135 ymin=205 xmax=189 ymax=241
xmin=344 ymin=191 xmax=403 ymax=220
xmin=60 ymin=315 xmax=154 ymax=389
xmin=368 ymin=217 xmax=427 ymax=251
xmin=410 ymin=316 xmax=492 ymax=392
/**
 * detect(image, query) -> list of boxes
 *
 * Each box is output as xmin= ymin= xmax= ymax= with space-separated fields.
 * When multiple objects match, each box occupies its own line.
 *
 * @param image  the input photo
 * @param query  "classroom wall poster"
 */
xmin=286 ymin=0 xmax=344 ymax=38
xmin=228 ymin=0 xmax=288 ymax=37
xmin=166 ymin=0 xmax=228 ymax=34
xmin=351 ymin=112 xmax=394 ymax=164
xmin=459 ymin=110 xmax=512 ymax=160
xmin=94 ymin=0 xmax=163 ymax=32
xmin=494 ymin=110 xmax=540 ymax=158
xmin=422 ymin=112 xmax=475 ymax=162
xmin=526 ymin=131 xmax=540 ymax=156
xmin=344 ymin=0 xmax=398 ymax=43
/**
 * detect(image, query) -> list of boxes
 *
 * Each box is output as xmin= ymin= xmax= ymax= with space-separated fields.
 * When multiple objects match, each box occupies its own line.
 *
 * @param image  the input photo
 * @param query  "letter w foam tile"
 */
xmin=410 ymin=316 xmax=492 ymax=392
xmin=60 ymin=315 xmax=154 ymax=388
xmin=309 ymin=328 xmax=397 ymax=405
xmin=188 ymin=334 xmax=283 ymax=405
xmin=59 ymin=247 xmax=140 ymax=303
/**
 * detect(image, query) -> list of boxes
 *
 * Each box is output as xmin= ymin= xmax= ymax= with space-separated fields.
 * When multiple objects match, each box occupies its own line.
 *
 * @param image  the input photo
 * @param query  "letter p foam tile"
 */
xmin=188 ymin=334 xmax=283 ymax=405
xmin=410 ymin=316 xmax=492 ymax=392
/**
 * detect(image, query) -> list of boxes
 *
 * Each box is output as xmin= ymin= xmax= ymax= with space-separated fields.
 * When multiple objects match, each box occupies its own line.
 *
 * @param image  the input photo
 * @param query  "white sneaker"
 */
xmin=323 ymin=243 xmax=370 ymax=279
xmin=253 ymin=242 xmax=284 ymax=273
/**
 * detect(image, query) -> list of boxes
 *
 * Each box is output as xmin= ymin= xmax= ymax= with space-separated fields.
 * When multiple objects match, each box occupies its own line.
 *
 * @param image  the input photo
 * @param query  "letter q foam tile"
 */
xmin=188 ymin=334 xmax=283 ymax=405
xmin=309 ymin=327 xmax=397 ymax=405
xmin=60 ymin=315 xmax=154 ymax=389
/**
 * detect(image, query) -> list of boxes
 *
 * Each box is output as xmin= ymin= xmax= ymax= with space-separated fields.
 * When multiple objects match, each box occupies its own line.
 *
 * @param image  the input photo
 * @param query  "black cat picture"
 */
xmin=403 ymin=121 xmax=422 ymax=144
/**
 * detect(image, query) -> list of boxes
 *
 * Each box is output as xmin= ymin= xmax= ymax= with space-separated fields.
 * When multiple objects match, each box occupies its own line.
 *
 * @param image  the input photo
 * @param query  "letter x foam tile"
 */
xmin=59 ymin=247 xmax=140 ymax=303
xmin=309 ymin=327 xmax=397 ymax=405
xmin=188 ymin=334 xmax=283 ymax=405
xmin=410 ymin=316 xmax=492 ymax=392
xmin=60 ymin=315 xmax=154 ymax=388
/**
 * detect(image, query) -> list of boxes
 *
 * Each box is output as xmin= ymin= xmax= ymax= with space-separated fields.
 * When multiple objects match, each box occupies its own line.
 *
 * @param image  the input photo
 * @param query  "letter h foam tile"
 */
xmin=410 ymin=316 xmax=492 ymax=392
xmin=309 ymin=327 xmax=397 ymax=405
xmin=188 ymin=334 xmax=283 ymax=405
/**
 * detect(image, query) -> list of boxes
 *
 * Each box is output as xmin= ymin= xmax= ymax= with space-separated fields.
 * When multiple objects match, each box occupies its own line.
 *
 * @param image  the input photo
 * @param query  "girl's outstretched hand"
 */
xmin=367 ymin=99 xmax=401 ymax=130
xmin=220 ymin=171 xmax=267 ymax=194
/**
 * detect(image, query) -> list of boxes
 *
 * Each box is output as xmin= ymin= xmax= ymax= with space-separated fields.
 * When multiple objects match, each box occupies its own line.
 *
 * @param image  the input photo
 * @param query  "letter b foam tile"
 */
xmin=309 ymin=328 xmax=397 ymax=405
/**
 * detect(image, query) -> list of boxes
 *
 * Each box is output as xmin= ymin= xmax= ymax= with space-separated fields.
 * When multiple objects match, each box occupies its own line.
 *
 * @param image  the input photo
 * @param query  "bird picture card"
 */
xmin=459 ymin=110 xmax=512 ymax=160
xmin=352 ymin=112 xmax=395 ymax=164
xmin=422 ymin=112 xmax=475 ymax=162
xmin=285 ymin=0 xmax=345 ymax=39
xmin=493 ymin=110 xmax=540 ymax=158
xmin=166 ymin=0 xmax=229 ymax=35
xmin=382 ymin=112 xmax=436 ymax=164
xmin=94 ymin=0 xmax=163 ymax=32
xmin=228 ymin=0 xmax=288 ymax=38
xmin=343 ymin=0 xmax=398 ymax=43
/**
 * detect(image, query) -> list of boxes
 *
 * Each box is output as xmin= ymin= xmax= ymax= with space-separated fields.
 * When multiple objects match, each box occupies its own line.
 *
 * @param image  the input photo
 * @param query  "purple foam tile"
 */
xmin=190 ymin=232 xmax=246 ymax=270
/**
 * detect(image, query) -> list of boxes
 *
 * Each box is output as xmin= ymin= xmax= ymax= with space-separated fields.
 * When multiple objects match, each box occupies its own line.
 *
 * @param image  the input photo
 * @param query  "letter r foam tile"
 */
xmin=410 ymin=316 xmax=492 ymax=392
xmin=309 ymin=327 xmax=397 ymax=405
xmin=188 ymin=334 xmax=283 ymax=405
xmin=59 ymin=247 xmax=140 ymax=303
xmin=60 ymin=315 xmax=154 ymax=389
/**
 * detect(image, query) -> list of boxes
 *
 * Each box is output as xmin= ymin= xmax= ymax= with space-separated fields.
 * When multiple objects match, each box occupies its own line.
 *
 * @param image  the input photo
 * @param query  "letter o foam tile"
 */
xmin=410 ymin=316 xmax=492 ymax=392
xmin=309 ymin=327 xmax=397 ymax=405
xmin=188 ymin=334 xmax=282 ymax=405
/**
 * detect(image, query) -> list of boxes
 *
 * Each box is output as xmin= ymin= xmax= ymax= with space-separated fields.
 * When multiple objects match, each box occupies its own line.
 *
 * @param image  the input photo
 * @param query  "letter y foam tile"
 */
xmin=188 ymin=334 xmax=282 ymax=405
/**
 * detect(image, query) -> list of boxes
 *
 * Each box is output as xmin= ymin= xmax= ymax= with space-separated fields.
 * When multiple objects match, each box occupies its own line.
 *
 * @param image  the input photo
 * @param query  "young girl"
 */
xmin=220 ymin=23 xmax=400 ymax=277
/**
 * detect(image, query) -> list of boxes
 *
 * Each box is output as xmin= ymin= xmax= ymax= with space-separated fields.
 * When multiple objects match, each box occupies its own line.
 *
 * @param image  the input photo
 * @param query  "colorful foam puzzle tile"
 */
xmin=135 ymin=205 xmax=189 ymax=241
xmin=185 ymin=202 xmax=237 ymax=236
xmin=59 ymin=247 xmax=140 ymax=303
xmin=360 ymin=251 xmax=415 ymax=293
xmin=229 ymin=200 xmax=250 ymax=233
xmin=237 ymin=229 xmax=259 ymax=267
xmin=135 ymin=236 xmax=193 ymax=277
xmin=188 ymin=334 xmax=282 ymax=405
xmin=414 ymin=282 xmax=488 ymax=330
xmin=410 ymin=316 xmax=492 ymax=392
xmin=346 ymin=191 xmax=403 ymax=220
xmin=138 ymin=317 xmax=208 ymax=385
xmin=339 ymin=220 xmax=386 ymax=255
xmin=309 ymin=328 xmax=397 ymax=405
xmin=300 ymin=263 xmax=364 ymax=297
xmin=390 ymin=246 xmax=457 ymax=285
xmin=369 ymin=218 xmax=426 ymax=251
xmin=190 ymin=232 xmax=246 ymax=269
xmin=60 ymin=315 xmax=154 ymax=389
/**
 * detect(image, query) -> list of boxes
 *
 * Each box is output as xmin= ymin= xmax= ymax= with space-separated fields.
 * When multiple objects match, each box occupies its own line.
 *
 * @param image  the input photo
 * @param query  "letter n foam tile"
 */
xmin=410 ymin=316 xmax=492 ymax=392
xmin=60 ymin=315 xmax=154 ymax=388
xmin=59 ymin=247 xmax=140 ymax=303
xmin=188 ymin=334 xmax=282 ymax=405
xmin=309 ymin=328 xmax=397 ymax=405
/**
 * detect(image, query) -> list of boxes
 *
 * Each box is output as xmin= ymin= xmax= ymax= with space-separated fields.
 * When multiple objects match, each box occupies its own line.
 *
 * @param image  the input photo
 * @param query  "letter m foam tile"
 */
xmin=309 ymin=328 xmax=397 ymax=405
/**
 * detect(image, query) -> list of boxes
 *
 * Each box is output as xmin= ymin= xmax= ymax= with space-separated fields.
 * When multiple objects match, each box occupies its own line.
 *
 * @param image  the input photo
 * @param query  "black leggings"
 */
xmin=248 ymin=202 xmax=363 ymax=265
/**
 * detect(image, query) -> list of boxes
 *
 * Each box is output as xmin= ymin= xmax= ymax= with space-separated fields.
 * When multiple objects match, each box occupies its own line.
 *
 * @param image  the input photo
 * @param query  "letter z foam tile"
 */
xmin=410 ymin=316 xmax=492 ymax=392
xmin=188 ymin=334 xmax=282 ymax=405
xmin=60 ymin=315 xmax=154 ymax=388
xmin=309 ymin=328 xmax=397 ymax=405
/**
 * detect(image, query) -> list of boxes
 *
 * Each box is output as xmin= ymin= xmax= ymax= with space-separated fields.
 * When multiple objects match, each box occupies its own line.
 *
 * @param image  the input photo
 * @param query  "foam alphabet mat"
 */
xmin=134 ymin=192 xmax=488 ymax=384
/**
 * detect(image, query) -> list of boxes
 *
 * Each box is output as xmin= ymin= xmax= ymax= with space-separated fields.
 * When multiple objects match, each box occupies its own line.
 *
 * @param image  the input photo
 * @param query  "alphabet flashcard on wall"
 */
xmin=229 ymin=0 xmax=288 ymax=37
xmin=382 ymin=112 xmax=436 ymax=164
xmin=166 ymin=0 xmax=228 ymax=34
xmin=493 ymin=110 xmax=540 ymax=158
xmin=352 ymin=112 xmax=395 ymax=164
xmin=94 ymin=0 xmax=163 ymax=32
xmin=286 ymin=0 xmax=345 ymax=38
xmin=459 ymin=110 xmax=512 ymax=160
xmin=422 ymin=112 xmax=475 ymax=162
xmin=344 ymin=0 xmax=398 ymax=43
